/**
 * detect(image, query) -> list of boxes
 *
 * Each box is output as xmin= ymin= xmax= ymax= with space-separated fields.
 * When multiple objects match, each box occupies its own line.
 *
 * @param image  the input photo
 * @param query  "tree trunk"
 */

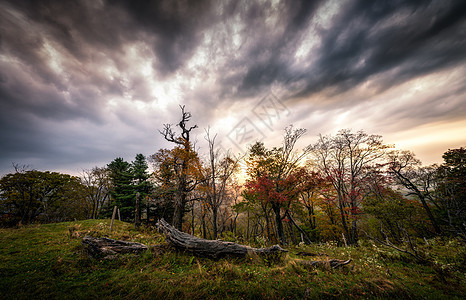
xmin=156 ymin=218 xmax=288 ymax=259
xmin=418 ymin=195 xmax=442 ymax=235
xmin=350 ymin=220 xmax=358 ymax=245
xmin=135 ymin=192 xmax=141 ymax=230
xmin=307 ymin=205 xmax=316 ymax=230
xmin=191 ymin=204 xmax=195 ymax=235
xmin=212 ymin=206 xmax=218 ymax=239
xmin=287 ymin=221 xmax=297 ymax=244
xmin=264 ymin=210 xmax=271 ymax=242
xmin=172 ymin=192 xmax=185 ymax=231
xmin=146 ymin=201 xmax=151 ymax=224
xmin=202 ymin=212 xmax=207 ymax=239
xmin=272 ymin=203 xmax=286 ymax=245
xmin=246 ymin=211 xmax=250 ymax=242
xmin=285 ymin=211 xmax=312 ymax=244
xmin=338 ymin=202 xmax=351 ymax=245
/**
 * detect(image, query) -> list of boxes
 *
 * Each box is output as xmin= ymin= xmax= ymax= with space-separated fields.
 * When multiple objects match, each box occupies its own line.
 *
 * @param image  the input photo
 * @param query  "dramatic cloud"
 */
xmin=0 ymin=0 xmax=465 ymax=175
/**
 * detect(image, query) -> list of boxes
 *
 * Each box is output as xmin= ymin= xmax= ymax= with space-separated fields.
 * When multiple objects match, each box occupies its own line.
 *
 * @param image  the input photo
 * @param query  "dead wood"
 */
xmin=82 ymin=236 xmax=148 ymax=259
xmin=296 ymin=251 xmax=327 ymax=257
xmin=299 ymin=258 xmax=352 ymax=269
xmin=156 ymin=218 xmax=288 ymax=258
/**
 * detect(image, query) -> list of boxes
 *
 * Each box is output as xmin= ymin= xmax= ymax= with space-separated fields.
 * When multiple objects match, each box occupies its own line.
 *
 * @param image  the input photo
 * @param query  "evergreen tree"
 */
xmin=132 ymin=154 xmax=151 ymax=196
xmin=132 ymin=154 xmax=152 ymax=223
xmin=107 ymin=157 xmax=135 ymax=222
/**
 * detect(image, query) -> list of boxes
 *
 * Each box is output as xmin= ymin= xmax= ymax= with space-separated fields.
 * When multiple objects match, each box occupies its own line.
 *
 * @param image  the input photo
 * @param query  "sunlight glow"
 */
xmin=389 ymin=119 xmax=466 ymax=165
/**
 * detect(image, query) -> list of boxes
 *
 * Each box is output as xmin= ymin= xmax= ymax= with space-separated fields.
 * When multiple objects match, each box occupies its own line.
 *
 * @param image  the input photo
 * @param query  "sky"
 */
xmin=0 ymin=0 xmax=465 ymax=176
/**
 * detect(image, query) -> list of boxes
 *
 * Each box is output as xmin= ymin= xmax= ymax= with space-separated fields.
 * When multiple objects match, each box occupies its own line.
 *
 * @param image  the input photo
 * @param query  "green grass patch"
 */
xmin=1 ymin=220 xmax=464 ymax=299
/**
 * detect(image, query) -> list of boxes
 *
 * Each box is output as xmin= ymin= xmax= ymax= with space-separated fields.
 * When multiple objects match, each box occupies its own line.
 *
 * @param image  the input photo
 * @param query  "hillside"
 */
xmin=0 ymin=220 xmax=464 ymax=299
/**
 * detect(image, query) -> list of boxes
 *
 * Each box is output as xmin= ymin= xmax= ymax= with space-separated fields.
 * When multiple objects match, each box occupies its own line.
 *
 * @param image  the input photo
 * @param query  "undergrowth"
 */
xmin=0 ymin=220 xmax=464 ymax=299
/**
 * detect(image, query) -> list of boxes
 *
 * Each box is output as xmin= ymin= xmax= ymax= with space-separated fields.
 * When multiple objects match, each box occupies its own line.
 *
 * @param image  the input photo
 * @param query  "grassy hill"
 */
xmin=0 ymin=220 xmax=464 ymax=299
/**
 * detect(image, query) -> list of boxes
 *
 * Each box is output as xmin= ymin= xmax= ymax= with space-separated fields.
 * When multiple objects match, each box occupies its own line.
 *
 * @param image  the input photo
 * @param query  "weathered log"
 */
xmin=298 ymin=258 xmax=352 ymax=269
xmin=82 ymin=236 xmax=148 ymax=259
xmin=296 ymin=251 xmax=327 ymax=257
xmin=156 ymin=218 xmax=288 ymax=258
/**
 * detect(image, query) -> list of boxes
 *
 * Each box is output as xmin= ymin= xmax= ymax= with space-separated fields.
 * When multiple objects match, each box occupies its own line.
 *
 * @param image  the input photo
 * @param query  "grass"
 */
xmin=0 ymin=220 xmax=464 ymax=299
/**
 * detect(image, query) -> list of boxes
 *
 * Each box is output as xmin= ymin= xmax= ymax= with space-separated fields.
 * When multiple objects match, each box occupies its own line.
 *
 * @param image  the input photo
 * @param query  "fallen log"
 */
xmin=298 ymin=258 xmax=352 ymax=269
xmin=296 ymin=251 xmax=327 ymax=257
xmin=82 ymin=236 xmax=148 ymax=259
xmin=156 ymin=218 xmax=288 ymax=259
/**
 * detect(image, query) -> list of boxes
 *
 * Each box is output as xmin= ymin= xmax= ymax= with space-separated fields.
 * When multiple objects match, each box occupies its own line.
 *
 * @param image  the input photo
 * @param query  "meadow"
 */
xmin=0 ymin=219 xmax=464 ymax=299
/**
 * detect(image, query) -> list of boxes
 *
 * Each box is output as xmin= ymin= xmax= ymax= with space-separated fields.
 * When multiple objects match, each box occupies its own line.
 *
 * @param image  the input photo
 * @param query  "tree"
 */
xmin=311 ymin=129 xmax=391 ymax=245
xmin=387 ymin=150 xmax=442 ymax=235
xmin=363 ymin=183 xmax=428 ymax=243
xmin=132 ymin=154 xmax=152 ymax=225
xmin=296 ymin=168 xmax=331 ymax=241
xmin=200 ymin=129 xmax=240 ymax=239
xmin=244 ymin=126 xmax=310 ymax=245
xmin=150 ymin=149 xmax=178 ymax=224
xmin=159 ymin=105 xmax=201 ymax=230
xmin=132 ymin=154 xmax=151 ymax=194
xmin=435 ymin=147 xmax=465 ymax=239
xmin=227 ymin=183 xmax=243 ymax=237
xmin=107 ymin=157 xmax=135 ymax=222
xmin=0 ymin=169 xmax=86 ymax=226
xmin=80 ymin=167 xmax=111 ymax=219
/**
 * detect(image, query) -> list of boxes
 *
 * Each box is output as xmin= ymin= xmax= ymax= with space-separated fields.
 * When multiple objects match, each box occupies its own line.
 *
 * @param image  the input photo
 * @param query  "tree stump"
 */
xmin=82 ymin=236 xmax=148 ymax=259
xmin=156 ymin=218 xmax=288 ymax=259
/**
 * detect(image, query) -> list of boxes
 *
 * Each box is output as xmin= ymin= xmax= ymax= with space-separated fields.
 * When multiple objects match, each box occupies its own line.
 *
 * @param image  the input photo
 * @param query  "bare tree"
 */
xmin=201 ymin=129 xmax=240 ymax=239
xmin=387 ymin=150 xmax=442 ymax=235
xmin=80 ymin=167 xmax=111 ymax=219
xmin=227 ymin=183 xmax=243 ymax=236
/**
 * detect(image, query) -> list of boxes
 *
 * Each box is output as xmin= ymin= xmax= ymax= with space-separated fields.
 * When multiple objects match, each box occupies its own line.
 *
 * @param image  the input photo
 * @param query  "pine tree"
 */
xmin=108 ymin=157 xmax=135 ymax=222
xmin=132 ymin=154 xmax=152 ymax=223
xmin=132 ymin=154 xmax=151 ymax=195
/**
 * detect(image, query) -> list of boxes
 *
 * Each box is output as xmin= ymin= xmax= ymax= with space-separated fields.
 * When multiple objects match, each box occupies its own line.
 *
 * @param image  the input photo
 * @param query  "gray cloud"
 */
xmin=0 ymin=0 xmax=465 ymax=174
xmin=294 ymin=0 xmax=466 ymax=97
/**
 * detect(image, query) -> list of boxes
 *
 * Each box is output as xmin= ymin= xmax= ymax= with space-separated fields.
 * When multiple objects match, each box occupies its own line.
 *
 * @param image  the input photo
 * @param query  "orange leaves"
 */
xmin=151 ymin=143 xmax=203 ymax=182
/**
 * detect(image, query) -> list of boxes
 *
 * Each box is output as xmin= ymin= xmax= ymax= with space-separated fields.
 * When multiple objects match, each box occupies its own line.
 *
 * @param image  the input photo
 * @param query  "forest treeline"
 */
xmin=1 ymin=107 xmax=464 ymax=247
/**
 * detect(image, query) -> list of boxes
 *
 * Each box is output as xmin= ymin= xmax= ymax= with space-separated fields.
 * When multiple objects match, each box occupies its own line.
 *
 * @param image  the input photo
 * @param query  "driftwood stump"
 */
xmin=156 ymin=218 xmax=288 ymax=259
xmin=82 ymin=236 xmax=148 ymax=259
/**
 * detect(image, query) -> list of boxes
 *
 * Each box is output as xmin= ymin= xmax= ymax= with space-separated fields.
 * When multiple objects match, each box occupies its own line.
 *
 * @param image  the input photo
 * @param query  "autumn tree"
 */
xmin=238 ymin=182 xmax=269 ymax=242
xmin=311 ymin=129 xmax=391 ymax=245
xmin=150 ymin=148 xmax=178 ymax=224
xmin=296 ymin=168 xmax=331 ymax=241
xmin=158 ymin=105 xmax=201 ymax=230
xmin=244 ymin=126 xmax=310 ymax=245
